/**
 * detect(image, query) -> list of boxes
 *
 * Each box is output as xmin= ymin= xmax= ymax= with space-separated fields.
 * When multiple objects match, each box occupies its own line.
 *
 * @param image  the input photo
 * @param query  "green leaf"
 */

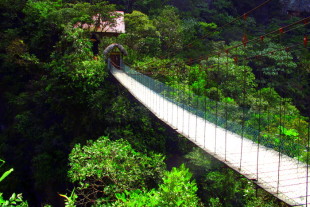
xmin=0 ymin=168 xmax=14 ymax=183
xmin=0 ymin=194 xmax=5 ymax=204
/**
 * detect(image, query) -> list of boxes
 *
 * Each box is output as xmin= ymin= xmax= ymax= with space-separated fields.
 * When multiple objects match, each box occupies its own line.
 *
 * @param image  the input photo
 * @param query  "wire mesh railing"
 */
xmin=122 ymin=65 xmax=308 ymax=162
xmin=111 ymin=64 xmax=310 ymax=206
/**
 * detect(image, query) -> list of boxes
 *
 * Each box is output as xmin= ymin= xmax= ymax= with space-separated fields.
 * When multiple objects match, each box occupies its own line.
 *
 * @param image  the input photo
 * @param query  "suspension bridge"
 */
xmin=104 ymin=0 xmax=310 ymax=205
xmin=110 ymin=63 xmax=309 ymax=206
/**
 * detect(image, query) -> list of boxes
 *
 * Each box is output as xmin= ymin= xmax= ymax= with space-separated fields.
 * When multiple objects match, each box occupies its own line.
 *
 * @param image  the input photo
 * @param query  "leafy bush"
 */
xmin=114 ymin=164 xmax=202 ymax=207
xmin=68 ymin=136 xmax=165 ymax=206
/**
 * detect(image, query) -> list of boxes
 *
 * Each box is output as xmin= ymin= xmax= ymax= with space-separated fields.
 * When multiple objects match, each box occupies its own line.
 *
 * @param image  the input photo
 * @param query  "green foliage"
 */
xmin=103 ymin=93 xmax=168 ymax=153
xmin=132 ymin=0 xmax=169 ymax=14
xmin=68 ymin=136 xmax=165 ymax=205
xmin=0 ymin=169 xmax=13 ymax=184
xmin=204 ymin=56 xmax=256 ymax=101
xmin=114 ymin=164 xmax=202 ymax=207
xmin=0 ymin=160 xmax=28 ymax=206
xmin=0 ymin=160 xmax=13 ymax=183
xmin=157 ymin=164 xmax=200 ymax=206
xmin=4 ymin=39 xmax=39 ymax=67
xmin=49 ymin=26 xmax=107 ymax=92
xmin=23 ymin=0 xmax=116 ymax=29
xmin=21 ymin=0 xmax=115 ymax=59
xmin=185 ymin=148 xmax=280 ymax=206
xmin=0 ymin=0 xmax=115 ymax=204
xmin=200 ymin=0 xmax=235 ymax=26
xmin=185 ymin=148 xmax=213 ymax=173
xmin=199 ymin=22 xmax=217 ymax=30
xmin=0 ymin=0 xmax=309 ymax=206
xmin=125 ymin=11 xmax=157 ymax=35
xmin=133 ymin=48 xmax=308 ymax=160
xmin=180 ymin=19 xmax=217 ymax=59
xmin=153 ymin=6 xmax=184 ymax=54
xmin=59 ymin=189 xmax=78 ymax=207
xmin=209 ymin=197 xmax=223 ymax=207
xmin=248 ymin=39 xmax=297 ymax=77
xmin=120 ymin=10 xmax=160 ymax=57
xmin=0 ymin=193 xmax=28 ymax=207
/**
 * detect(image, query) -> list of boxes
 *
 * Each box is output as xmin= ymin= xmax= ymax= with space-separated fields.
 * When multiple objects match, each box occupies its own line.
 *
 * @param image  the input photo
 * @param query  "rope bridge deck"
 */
xmin=111 ymin=66 xmax=310 ymax=206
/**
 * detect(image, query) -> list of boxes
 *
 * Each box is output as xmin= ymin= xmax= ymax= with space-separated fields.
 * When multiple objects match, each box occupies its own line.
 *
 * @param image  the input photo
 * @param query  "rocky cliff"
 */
xmin=279 ymin=0 xmax=310 ymax=14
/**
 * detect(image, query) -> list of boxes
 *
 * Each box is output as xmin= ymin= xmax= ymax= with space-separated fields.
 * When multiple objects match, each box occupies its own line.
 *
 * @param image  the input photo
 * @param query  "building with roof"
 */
xmin=82 ymin=11 xmax=125 ymax=37
xmin=78 ymin=11 xmax=127 ymax=69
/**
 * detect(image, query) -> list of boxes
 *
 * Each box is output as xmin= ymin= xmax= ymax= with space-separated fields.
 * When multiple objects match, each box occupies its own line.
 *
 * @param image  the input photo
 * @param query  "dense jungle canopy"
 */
xmin=0 ymin=0 xmax=309 ymax=206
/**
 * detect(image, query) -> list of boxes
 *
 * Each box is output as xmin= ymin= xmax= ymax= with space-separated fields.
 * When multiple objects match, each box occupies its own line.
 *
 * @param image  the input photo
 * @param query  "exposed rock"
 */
xmin=279 ymin=0 xmax=310 ymax=14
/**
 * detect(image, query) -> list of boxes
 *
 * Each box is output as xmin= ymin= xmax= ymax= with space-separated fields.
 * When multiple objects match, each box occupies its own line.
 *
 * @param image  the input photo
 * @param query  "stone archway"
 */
xmin=103 ymin=43 xmax=127 ymax=69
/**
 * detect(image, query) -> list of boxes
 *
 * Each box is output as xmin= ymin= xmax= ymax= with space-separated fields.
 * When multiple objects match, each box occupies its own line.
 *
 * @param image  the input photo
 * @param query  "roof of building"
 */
xmin=78 ymin=11 xmax=125 ymax=34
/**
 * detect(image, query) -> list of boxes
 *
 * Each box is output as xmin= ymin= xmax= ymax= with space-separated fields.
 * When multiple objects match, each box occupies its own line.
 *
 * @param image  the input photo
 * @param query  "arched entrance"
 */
xmin=103 ymin=43 xmax=128 ymax=69
xmin=109 ymin=52 xmax=121 ymax=68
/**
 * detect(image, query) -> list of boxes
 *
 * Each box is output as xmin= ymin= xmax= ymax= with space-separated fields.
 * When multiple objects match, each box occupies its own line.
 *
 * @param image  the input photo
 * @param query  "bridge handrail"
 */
xmin=112 ymin=65 xmax=307 ymax=161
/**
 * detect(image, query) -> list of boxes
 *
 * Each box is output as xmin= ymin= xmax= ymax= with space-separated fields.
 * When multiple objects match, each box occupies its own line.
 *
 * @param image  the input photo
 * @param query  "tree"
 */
xmin=132 ymin=0 xmax=169 ymax=14
xmin=114 ymin=164 xmax=202 ymax=207
xmin=119 ymin=10 xmax=161 ymax=58
xmin=68 ymin=136 xmax=165 ymax=206
xmin=21 ymin=0 xmax=116 ymax=60
xmin=153 ymin=6 xmax=184 ymax=55
xmin=0 ymin=1 xmax=114 ymax=205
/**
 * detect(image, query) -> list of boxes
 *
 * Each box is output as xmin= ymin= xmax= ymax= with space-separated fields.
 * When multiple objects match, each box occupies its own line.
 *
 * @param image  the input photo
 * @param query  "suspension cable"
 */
xmin=126 ymin=16 xmax=309 ymax=75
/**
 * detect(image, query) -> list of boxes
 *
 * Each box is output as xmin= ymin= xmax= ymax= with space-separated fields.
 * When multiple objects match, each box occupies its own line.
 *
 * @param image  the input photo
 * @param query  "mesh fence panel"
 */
xmin=122 ymin=66 xmax=307 ymax=161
